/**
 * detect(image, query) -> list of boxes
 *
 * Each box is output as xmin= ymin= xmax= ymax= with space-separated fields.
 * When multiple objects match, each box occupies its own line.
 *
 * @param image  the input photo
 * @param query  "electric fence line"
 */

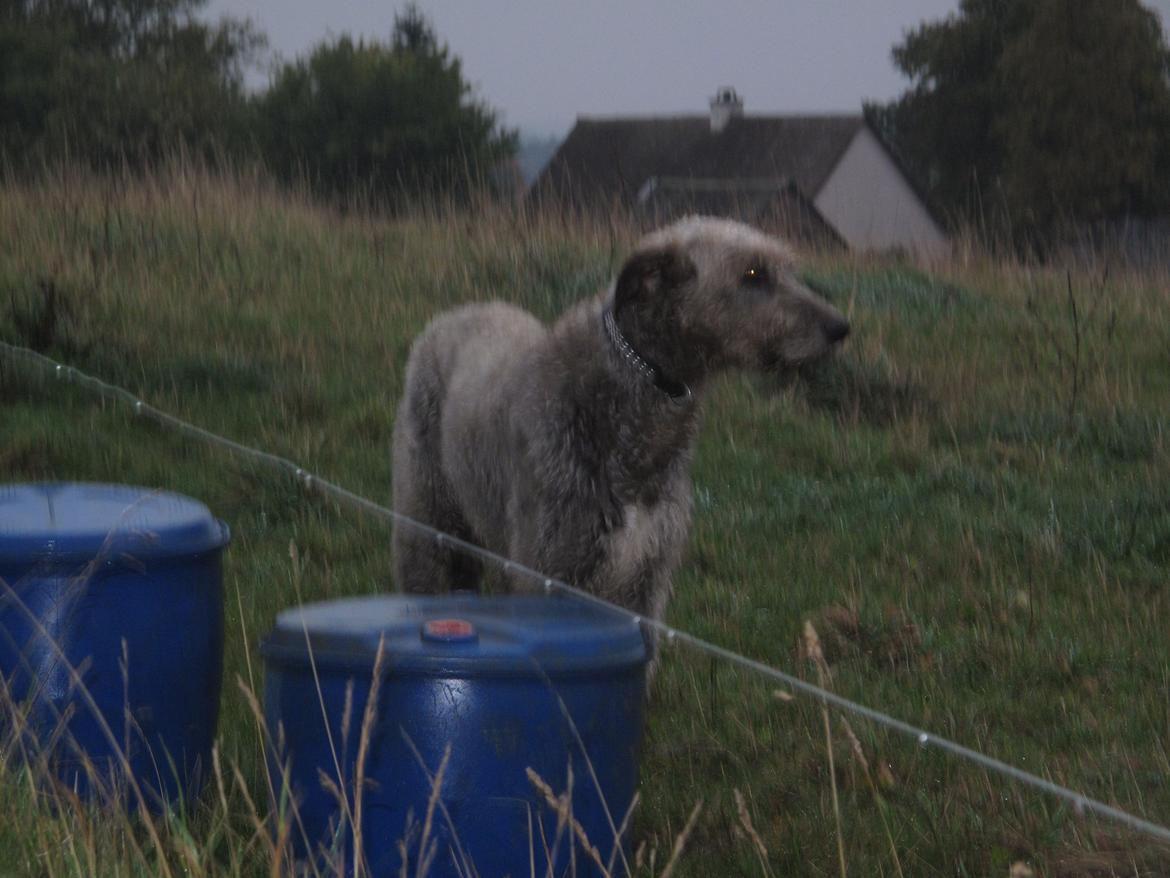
xmin=3 ymin=338 xmax=1169 ymax=845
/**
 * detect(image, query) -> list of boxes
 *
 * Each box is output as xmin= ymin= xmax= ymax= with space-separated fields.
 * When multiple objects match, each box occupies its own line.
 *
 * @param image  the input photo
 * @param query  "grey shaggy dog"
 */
xmin=391 ymin=216 xmax=849 ymax=624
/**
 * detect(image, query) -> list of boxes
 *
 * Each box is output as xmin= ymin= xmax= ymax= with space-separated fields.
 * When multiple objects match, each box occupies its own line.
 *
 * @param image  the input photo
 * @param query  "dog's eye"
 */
xmin=742 ymin=265 xmax=770 ymax=287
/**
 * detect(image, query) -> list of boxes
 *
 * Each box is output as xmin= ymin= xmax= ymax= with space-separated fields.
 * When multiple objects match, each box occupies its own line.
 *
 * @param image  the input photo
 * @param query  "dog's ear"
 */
xmin=614 ymin=246 xmax=695 ymax=310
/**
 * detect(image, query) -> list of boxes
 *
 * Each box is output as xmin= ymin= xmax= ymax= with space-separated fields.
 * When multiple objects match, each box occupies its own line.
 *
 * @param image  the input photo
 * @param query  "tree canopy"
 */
xmin=870 ymin=0 xmax=1170 ymax=241
xmin=254 ymin=5 xmax=517 ymax=204
xmin=0 ymin=0 xmax=262 ymax=168
xmin=0 ymin=2 xmax=516 ymax=202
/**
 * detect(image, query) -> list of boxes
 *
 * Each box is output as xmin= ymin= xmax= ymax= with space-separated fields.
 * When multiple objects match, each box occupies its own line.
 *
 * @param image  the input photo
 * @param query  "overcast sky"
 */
xmin=205 ymin=1 xmax=1170 ymax=138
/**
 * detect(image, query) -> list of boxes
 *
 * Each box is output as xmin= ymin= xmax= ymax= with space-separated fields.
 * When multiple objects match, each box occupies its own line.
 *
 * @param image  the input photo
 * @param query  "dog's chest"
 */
xmin=607 ymin=502 xmax=670 ymax=573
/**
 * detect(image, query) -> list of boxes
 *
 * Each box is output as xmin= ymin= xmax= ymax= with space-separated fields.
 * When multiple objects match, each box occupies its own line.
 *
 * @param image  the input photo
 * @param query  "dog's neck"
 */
xmin=603 ymin=306 xmax=693 ymax=406
xmin=589 ymin=304 xmax=700 ymax=501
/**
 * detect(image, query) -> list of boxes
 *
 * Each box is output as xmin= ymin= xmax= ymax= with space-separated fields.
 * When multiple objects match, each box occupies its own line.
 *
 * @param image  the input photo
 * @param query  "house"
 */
xmin=530 ymin=88 xmax=949 ymax=257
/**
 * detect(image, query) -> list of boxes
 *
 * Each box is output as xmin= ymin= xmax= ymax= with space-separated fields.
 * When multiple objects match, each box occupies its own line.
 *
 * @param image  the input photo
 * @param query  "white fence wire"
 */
xmin=2 ymin=338 xmax=1169 ymax=846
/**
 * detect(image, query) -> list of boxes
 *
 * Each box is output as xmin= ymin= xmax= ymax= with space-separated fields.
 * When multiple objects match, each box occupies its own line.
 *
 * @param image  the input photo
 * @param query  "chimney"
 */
xmin=709 ymin=86 xmax=743 ymax=133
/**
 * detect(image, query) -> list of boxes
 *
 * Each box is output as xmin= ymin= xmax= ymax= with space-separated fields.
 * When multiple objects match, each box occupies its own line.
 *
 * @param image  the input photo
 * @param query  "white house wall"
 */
xmin=813 ymin=128 xmax=948 ymax=257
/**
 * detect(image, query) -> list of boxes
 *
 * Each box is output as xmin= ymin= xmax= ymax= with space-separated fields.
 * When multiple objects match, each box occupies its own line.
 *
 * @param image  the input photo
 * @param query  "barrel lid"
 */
xmin=261 ymin=595 xmax=647 ymax=677
xmin=0 ymin=483 xmax=230 ymax=564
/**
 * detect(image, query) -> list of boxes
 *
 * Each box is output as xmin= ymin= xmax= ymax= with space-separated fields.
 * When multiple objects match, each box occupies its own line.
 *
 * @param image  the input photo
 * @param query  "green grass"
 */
xmin=1 ymin=163 xmax=1169 ymax=876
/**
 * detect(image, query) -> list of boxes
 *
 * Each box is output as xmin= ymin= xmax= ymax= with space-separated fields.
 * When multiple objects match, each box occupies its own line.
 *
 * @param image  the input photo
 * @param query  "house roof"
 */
xmin=639 ymin=178 xmax=845 ymax=248
xmin=531 ymin=114 xmax=867 ymax=209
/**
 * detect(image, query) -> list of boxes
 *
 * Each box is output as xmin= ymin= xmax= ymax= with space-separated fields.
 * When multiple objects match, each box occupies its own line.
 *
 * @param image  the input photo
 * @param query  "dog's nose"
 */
xmin=825 ymin=318 xmax=850 ymax=344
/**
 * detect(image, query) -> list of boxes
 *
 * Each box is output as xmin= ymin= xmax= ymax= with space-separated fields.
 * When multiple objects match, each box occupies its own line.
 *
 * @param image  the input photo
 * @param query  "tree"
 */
xmin=872 ymin=0 xmax=1170 ymax=241
xmin=996 ymin=0 xmax=1170 ymax=230
xmin=254 ymin=4 xmax=516 ymax=205
xmin=0 ymin=0 xmax=263 ymax=169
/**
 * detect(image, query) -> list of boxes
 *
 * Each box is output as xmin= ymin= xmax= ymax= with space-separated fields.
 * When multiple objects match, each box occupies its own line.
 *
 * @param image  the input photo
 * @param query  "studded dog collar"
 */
xmin=603 ymin=307 xmax=693 ymax=405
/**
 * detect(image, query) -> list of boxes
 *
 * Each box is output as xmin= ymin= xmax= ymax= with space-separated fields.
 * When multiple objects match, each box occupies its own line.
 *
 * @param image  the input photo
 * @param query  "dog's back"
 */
xmin=392 ymin=302 xmax=545 ymax=591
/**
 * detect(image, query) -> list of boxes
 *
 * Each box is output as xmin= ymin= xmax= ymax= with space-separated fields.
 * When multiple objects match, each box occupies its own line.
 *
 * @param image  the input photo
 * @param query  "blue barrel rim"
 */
xmin=0 ymin=482 xmax=231 ymax=564
xmin=261 ymin=594 xmax=648 ymax=677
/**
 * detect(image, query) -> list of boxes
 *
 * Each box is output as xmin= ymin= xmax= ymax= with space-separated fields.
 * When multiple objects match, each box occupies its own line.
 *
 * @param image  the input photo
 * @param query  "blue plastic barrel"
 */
xmin=262 ymin=595 xmax=647 ymax=878
xmin=0 ymin=483 xmax=229 ymax=806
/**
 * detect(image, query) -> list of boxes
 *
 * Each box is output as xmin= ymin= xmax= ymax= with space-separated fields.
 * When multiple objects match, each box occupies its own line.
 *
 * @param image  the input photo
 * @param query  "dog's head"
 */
xmin=612 ymin=217 xmax=849 ymax=380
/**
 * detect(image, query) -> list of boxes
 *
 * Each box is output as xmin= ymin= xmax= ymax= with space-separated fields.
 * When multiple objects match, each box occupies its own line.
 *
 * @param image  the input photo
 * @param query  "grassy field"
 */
xmin=1 ymin=164 xmax=1169 ymax=877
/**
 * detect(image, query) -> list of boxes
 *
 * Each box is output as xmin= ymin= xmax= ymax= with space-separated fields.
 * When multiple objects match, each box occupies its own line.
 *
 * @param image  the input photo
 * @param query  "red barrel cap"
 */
xmin=421 ymin=618 xmax=478 ymax=643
